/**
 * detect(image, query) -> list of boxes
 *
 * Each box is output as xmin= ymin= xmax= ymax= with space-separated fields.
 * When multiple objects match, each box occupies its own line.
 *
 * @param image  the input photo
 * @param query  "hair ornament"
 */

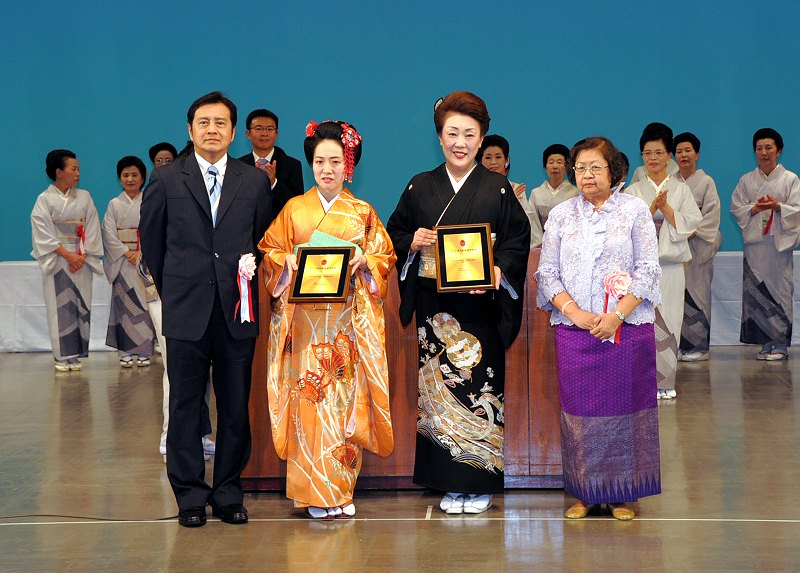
xmin=339 ymin=122 xmax=361 ymax=183
xmin=306 ymin=119 xmax=362 ymax=183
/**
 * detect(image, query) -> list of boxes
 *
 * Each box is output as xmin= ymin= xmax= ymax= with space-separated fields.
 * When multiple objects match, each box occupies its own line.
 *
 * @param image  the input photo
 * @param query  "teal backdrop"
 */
xmin=4 ymin=1 xmax=800 ymax=260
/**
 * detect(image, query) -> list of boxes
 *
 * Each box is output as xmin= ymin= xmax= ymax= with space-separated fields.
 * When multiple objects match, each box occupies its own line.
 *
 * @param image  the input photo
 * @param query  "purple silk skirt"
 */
xmin=554 ymin=323 xmax=661 ymax=504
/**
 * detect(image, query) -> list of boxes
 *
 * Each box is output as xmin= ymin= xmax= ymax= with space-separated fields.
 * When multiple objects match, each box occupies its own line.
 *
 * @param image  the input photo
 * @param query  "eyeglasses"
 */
xmin=547 ymin=159 xmax=565 ymax=166
xmin=250 ymin=126 xmax=276 ymax=133
xmin=642 ymin=150 xmax=667 ymax=159
xmin=573 ymin=164 xmax=608 ymax=175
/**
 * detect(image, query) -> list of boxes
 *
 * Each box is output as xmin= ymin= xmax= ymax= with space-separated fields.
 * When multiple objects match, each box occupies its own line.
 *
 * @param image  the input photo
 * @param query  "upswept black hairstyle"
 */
xmin=674 ymin=132 xmax=701 ymax=153
xmin=116 ymin=155 xmax=147 ymax=186
xmin=639 ymin=122 xmax=675 ymax=154
xmin=303 ymin=121 xmax=362 ymax=166
xmin=542 ymin=144 xmax=570 ymax=168
xmin=477 ymin=134 xmax=511 ymax=172
xmin=753 ymin=128 xmax=783 ymax=152
xmin=45 ymin=149 xmax=77 ymax=180
xmin=148 ymin=142 xmax=177 ymax=163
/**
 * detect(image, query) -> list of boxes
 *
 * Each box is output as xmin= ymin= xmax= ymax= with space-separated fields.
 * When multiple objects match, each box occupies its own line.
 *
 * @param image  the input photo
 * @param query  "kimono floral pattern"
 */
xmin=417 ymin=312 xmax=504 ymax=473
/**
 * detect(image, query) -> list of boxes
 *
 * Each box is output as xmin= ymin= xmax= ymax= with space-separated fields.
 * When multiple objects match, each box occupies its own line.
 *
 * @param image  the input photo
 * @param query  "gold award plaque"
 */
xmin=441 ymin=232 xmax=487 ymax=282
xmin=288 ymin=246 xmax=355 ymax=303
xmin=298 ymin=253 xmax=346 ymax=295
xmin=434 ymin=223 xmax=495 ymax=292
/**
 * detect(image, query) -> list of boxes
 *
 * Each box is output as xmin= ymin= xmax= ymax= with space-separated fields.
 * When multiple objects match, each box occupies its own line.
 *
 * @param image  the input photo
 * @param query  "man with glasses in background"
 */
xmin=239 ymin=109 xmax=304 ymax=216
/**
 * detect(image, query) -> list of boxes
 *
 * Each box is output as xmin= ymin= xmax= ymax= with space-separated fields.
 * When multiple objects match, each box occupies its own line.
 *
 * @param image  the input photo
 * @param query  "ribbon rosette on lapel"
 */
xmin=235 ymin=253 xmax=257 ymax=323
xmin=603 ymin=269 xmax=632 ymax=343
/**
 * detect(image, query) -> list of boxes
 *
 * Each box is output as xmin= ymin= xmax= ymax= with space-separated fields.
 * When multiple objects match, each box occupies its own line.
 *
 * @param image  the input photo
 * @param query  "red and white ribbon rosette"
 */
xmin=235 ymin=253 xmax=257 ymax=323
xmin=76 ymin=224 xmax=85 ymax=255
xmin=603 ymin=269 xmax=632 ymax=343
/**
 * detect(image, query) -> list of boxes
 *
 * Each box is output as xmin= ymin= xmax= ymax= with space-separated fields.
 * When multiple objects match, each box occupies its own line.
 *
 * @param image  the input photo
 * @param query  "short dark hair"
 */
xmin=674 ymin=132 xmax=701 ymax=153
xmin=45 ymin=149 xmax=76 ymax=180
xmin=148 ymin=142 xmax=177 ymax=164
xmin=434 ymin=91 xmax=490 ymax=136
xmin=303 ymin=121 xmax=363 ymax=166
xmin=639 ymin=122 xmax=674 ymax=154
xmin=542 ymin=144 xmax=570 ymax=168
xmin=477 ymin=134 xmax=510 ymax=172
xmin=567 ymin=136 xmax=624 ymax=186
xmin=753 ymin=128 xmax=783 ymax=152
xmin=116 ymin=155 xmax=147 ymax=185
xmin=246 ymin=109 xmax=279 ymax=130
xmin=187 ymin=91 xmax=237 ymax=127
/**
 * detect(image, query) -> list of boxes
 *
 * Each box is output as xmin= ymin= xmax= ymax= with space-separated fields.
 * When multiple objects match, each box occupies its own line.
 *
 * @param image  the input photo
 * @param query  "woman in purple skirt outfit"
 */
xmin=535 ymin=136 xmax=662 ymax=521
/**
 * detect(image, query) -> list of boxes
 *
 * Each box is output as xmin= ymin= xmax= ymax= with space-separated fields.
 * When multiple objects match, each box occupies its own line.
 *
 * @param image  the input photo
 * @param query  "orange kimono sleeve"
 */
xmin=258 ymin=200 xmax=296 ymax=296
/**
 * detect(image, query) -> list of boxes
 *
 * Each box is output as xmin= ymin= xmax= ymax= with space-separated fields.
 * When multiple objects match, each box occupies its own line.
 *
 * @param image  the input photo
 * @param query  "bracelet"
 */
xmin=560 ymin=300 xmax=576 ymax=314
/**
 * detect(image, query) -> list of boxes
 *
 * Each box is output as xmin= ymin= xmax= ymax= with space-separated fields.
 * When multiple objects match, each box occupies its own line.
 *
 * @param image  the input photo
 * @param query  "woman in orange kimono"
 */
xmin=259 ymin=121 xmax=396 ymax=519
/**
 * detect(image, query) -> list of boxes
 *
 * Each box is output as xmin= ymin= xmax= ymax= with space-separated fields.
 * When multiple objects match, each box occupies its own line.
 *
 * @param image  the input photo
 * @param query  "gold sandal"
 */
xmin=609 ymin=503 xmax=635 ymax=521
xmin=564 ymin=502 xmax=590 ymax=519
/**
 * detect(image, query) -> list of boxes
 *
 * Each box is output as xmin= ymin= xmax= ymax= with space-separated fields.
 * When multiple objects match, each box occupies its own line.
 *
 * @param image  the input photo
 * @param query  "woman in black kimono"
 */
xmin=386 ymin=91 xmax=530 ymax=514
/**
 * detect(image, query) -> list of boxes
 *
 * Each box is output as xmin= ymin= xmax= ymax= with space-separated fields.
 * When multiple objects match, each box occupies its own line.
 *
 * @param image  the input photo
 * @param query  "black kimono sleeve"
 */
xmin=386 ymin=176 xmax=422 ymax=326
xmin=492 ymin=182 xmax=531 ymax=348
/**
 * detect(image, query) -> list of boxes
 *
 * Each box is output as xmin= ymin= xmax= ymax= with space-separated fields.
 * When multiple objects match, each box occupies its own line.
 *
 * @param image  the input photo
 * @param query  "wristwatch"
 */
xmin=614 ymin=310 xmax=626 ymax=321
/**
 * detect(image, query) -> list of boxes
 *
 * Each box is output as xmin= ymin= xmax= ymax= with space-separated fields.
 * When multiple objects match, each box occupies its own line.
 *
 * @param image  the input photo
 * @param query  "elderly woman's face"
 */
xmin=119 ymin=166 xmax=144 ymax=195
xmin=480 ymin=145 xmax=508 ymax=175
xmin=153 ymin=150 xmax=174 ymax=168
xmin=755 ymin=138 xmax=780 ymax=174
xmin=56 ymin=158 xmax=80 ymax=188
xmin=675 ymin=142 xmax=698 ymax=173
xmin=574 ymin=148 xmax=611 ymax=203
xmin=439 ymin=113 xmax=483 ymax=178
xmin=480 ymin=146 xmax=508 ymax=176
xmin=546 ymin=154 xmax=567 ymax=180
xmin=642 ymin=140 xmax=670 ymax=176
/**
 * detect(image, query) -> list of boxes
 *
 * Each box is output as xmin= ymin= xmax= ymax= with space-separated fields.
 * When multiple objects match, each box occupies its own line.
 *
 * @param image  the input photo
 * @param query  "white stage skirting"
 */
xmin=1 ymin=261 xmax=112 ymax=353
xmin=2 ymin=254 xmax=800 ymax=352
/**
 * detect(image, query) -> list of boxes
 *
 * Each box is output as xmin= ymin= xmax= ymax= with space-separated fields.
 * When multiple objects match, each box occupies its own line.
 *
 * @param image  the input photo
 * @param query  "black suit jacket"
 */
xmin=140 ymin=153 xmax=273 ymax=341
xmin=238 ymin=145 xmax=304 ymax=215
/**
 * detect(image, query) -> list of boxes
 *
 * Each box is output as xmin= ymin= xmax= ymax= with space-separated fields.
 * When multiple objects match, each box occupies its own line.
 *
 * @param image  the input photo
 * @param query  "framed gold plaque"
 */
xmin=434 ymin=223 xmax=495 ymax=292
xmin=288 ymin=246 xmax=355 ymax=303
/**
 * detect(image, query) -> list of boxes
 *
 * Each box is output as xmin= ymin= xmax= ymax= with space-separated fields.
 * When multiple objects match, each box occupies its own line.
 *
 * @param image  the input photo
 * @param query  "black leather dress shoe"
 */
xmin=212 ymin=503 xmax=248 ymax=524
xmin=178 ymin=506 xmax=207 ymax=528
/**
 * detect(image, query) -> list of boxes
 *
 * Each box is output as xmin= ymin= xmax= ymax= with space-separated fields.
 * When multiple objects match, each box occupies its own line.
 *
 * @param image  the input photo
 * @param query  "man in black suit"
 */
xmin=238 ymin=108 xmax=305 ymax=215
xmin=140 ymin=92 xmax=272 ymax=528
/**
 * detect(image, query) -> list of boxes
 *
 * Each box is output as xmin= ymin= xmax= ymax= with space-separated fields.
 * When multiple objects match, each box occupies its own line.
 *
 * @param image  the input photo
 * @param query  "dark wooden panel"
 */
xmin=527 ymin=250 xmax=563 ymax=476
xmin=243 ymin=253 xmax=562 ymax=490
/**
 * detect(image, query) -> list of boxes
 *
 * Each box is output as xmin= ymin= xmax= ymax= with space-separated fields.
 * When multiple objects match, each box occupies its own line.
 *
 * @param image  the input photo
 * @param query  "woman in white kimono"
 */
xmin=31 ymin=149 xmax=103 ymax=371
xmin=630 ymin=123 xmax=679 ymax=184
xmin=102 ymin=156 xmax=155 ymax=367
xmin=527 ymin=144 xmax=579 ymax=248
xmin=731 ymin=128 xmax=800 ymax=360
xmin=478 ymin=134 xmax=529 ymax=215
xmin=626 ymin=124 xmax=701 ymax=399
xmin=673 ymin=133 xmax=722 ymax=362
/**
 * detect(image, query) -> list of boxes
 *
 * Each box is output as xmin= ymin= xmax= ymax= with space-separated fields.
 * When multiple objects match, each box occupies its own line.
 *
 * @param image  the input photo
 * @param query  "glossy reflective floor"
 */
xmin=1 ymin=348 xmax=799 ymax=572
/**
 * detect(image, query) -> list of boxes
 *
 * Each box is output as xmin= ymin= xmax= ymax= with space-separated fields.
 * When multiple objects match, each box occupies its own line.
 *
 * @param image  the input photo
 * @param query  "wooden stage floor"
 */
xmin=0 ymin=347 xmax=799 ymax=572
